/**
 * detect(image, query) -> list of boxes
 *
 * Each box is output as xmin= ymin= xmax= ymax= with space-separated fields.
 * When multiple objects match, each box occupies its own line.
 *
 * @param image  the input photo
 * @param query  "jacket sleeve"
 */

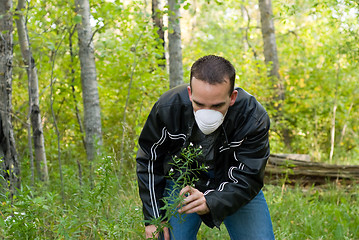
xmin=202 ymin=112 xmax=270 ymax=228
xmin=136 ymin=101 xmax=169 ymax=225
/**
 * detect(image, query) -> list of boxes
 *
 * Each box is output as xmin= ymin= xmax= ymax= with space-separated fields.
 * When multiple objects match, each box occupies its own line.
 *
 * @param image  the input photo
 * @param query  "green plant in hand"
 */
xmin=148 ymin=143 xmax=207 ymax=239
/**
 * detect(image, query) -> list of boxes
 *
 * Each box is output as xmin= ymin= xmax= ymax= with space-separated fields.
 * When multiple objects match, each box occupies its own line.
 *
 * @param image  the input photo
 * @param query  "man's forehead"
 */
xmin=191 ymin=81 xmax=231 ymax=98
xmin=191 ymin=76 xmax=230 ymax=83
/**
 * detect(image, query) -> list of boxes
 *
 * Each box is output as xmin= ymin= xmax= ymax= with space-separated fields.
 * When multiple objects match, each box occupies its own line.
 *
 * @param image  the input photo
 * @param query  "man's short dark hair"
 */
xmin=190 ymin=55 xmax=236 ymax=95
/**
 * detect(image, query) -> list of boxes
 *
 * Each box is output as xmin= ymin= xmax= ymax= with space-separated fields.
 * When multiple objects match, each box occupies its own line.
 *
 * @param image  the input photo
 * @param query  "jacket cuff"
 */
xmin=201 ymin=195 xmax=223 ymax=229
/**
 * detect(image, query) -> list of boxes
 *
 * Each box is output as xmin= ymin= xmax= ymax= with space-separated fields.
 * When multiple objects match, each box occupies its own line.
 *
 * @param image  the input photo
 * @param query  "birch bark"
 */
xmin=258 ymin=0 xmax=291 ymax=149
xmin=0 ymin=0 xmax=20 ymax=195
xmin=168 ymin=0 xmax=184 ymax=88
xmin=258 ymin=0 xmax=283 ymax=99
xmin=75 ymin=0 xmax=103 ymax=165
xmin=15 ymin=0 xmax=48 ymax=181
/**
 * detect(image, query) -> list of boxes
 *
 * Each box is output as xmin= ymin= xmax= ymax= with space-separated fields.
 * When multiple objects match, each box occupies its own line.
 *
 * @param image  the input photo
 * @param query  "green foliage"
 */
xmin=147 ymin=144 xmax=207 ymax=238
xmin=270 ymin=0 xmax=359 ymax=162
xmin=168 ymin=144 xmax=207 ymax=188
xmin=12 ymin=0 xmax=169 ymax=177
xmin=4 ymin=0 xmax=359 ymax=238
xmin=2 ymin=173 xmax=358 ymax=239
xmin=10 ymin=0 xmax=358 ymax=187
xmin=0 ymin=153 xmax=143 ymax=239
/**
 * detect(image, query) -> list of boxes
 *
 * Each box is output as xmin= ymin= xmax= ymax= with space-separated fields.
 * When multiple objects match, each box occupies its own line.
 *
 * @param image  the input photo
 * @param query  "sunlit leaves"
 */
xmin=10 ymin=0 xmax=359 ymax=174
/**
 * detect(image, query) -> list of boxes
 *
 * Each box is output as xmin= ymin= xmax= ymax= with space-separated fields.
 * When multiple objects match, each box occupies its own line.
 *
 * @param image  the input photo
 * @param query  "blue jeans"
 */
xmin=160 ymin=181 xmax=275 ymax=240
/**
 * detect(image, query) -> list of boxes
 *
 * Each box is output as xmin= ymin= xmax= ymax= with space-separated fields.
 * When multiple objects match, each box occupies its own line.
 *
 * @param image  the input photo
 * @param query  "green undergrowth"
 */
xmin=1 ymin=158 xmax=358 ymax=239
xmin=266 ymin=183 xmax=359 ymax=240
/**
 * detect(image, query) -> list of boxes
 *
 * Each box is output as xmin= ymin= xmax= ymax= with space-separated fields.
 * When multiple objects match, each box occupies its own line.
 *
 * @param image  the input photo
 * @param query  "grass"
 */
xmin=266 ymin=183 xmax=359 ymax=240
xmin=1 ymin=155 xmax=358 ymax=239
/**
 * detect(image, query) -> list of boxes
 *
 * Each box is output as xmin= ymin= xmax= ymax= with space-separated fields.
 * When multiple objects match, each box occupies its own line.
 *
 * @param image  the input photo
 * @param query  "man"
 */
xmin=136 ymin=55 xmax=275 ymax=239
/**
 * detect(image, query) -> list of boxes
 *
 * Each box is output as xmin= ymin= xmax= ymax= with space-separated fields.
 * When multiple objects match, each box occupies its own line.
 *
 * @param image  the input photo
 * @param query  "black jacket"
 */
xmin=136 ymin=84 xmax=270 ymax=228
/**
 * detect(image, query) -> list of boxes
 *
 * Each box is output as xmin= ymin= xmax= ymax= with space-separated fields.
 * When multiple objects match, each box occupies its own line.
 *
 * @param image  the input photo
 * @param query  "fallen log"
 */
xmin=265 ymin=154 xmax=359 ymax=185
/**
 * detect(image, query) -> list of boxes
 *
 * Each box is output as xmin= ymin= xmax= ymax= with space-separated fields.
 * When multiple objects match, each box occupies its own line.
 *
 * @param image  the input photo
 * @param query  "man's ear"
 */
xmin=187 ymin=86 xmax=193 ymax=101
xmin=229 ymin=90 xmax=238 ymax=106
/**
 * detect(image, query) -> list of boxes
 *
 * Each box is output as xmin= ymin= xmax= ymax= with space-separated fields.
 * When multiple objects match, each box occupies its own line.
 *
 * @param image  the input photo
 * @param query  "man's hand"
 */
xmin=145 ymin=224 xmax=170 ymax=240
xmin=178 ymin=186 xmax=210 ymax=215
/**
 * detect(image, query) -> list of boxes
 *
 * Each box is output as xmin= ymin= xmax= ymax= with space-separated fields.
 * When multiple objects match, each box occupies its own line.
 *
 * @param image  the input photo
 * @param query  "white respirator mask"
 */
xmin=194 ymin=109 xmax=225 ymax=135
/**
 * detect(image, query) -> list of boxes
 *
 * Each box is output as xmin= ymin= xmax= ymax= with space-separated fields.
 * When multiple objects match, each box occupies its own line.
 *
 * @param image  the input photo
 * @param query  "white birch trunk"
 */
xmin=0 ymin=0 xmax=20 ymax=194
xmin=258 ymin=0 xmax=283 ymax=98
xmin=168 ymin=0 xmax=184 ymax=88
xmin=75 ymin=0 xmax=103 ymax=163
xmin=258 ymin=0 xmax=291 ymax=149
xmin=330 ymin=61 xmax=340 ymax=163
xmin=15 ymin=0 xmax=48 ymax=181
xmin=329 ymin=104 xmax=337 ymax=162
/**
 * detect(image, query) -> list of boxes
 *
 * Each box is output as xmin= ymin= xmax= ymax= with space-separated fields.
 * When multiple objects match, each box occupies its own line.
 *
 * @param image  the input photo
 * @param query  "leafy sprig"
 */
xmin=147 ymin=143 xmax=207 ymax=239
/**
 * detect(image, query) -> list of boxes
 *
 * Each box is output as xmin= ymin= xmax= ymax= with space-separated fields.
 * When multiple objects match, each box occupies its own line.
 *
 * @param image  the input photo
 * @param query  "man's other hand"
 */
xmin=145 ymin=224 xmax=170 ymax=240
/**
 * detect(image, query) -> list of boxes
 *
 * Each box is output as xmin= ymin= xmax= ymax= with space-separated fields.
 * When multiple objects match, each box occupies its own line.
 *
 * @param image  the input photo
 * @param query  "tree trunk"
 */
xmin=152 ymin=0 xmax=166 ymax=68
xmin=15 ymin=0 xmax=48 ymax=182
xmin=258 ymin=0 xmax=291 ymax=150
xmin=329 ymin=59 xmax=340 ymax=163
xmin=258 ymin=0 xmax=281 ymax=87
xmin=168 ymin=0 xmax=184 ymax=88
xmin=0 ymin=0 xmax=20 ymax=196
xmin=75 ymin=0 xmax=103 ymax=168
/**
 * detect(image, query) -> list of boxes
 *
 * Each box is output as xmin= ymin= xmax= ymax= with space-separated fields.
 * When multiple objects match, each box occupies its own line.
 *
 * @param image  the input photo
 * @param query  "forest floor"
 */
xmin=1 ymin=156 xmax=358 ymax=239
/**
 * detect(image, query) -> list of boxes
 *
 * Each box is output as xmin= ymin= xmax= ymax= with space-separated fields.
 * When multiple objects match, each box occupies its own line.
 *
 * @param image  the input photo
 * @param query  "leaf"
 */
xmin=74 ymin=15 xmax=82 ymax=24
xmin=183 ymin=3 xmax=191 ymax=10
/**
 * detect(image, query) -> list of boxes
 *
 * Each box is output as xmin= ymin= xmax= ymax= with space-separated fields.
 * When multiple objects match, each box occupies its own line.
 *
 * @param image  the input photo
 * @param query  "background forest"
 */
xmin=0 ymin=0 xmax=358 ymax=239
